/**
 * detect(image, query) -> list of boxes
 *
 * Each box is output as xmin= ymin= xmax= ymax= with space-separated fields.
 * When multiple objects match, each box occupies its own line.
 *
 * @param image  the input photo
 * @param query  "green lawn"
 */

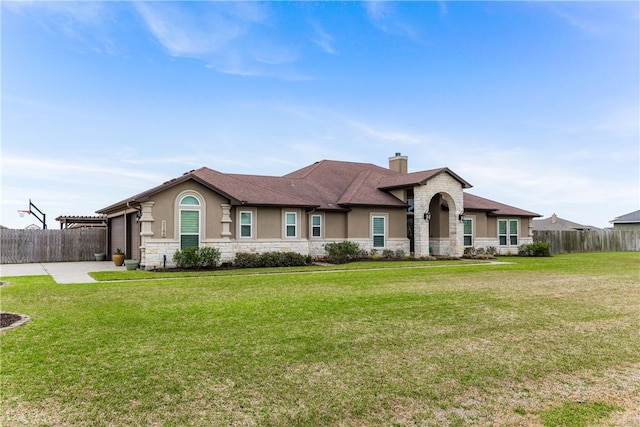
xmin=2 ymin=253 xmax=639 ymax=426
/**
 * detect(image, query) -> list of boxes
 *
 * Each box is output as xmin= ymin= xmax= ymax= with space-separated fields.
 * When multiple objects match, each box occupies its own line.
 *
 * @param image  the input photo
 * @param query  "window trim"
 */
xmin=310 ymin=214 xmax=322 ymax=239
xmin=284 ymin=211 xmax=298 ymax=238
xmin=239 ymin=210 xmax=253 ymax=239
xmin=498 ymin=218 xmax=519 ymax=247
xmin=176 ymin=191 xmax=204 ymax=250
xmin=463 ymin=217 xmax=473 ymax=247
xmin=372 ymin=214 xmax=387 ymax=249
xmin=179 ymin=209 xmax=200 ymax=250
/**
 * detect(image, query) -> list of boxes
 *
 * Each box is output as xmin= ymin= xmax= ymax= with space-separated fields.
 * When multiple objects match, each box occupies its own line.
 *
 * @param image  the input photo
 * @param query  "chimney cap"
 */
xmin=395 ymin=152 xmax=401 ymax=156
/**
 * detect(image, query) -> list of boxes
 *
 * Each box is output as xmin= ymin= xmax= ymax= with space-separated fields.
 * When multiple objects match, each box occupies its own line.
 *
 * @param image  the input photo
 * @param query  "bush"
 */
xmin=173 ymin=247 xmax=200 ymax=269
xmin=234 ymin=252 xmax=262 ymax=269
xmin=381 ymin=249 xmax=395 ymax=259
xmin=463 ymin=246 xmax=497 ymax=259
xmin=518 ymin=242 xmax=551 ymax=257
xmin=173 ymin=246 xmax=221 ymax=269
xmin=198 ymin=246 xmax=221 ymax=268
xmin=233 ymin=251 xmax=309 ymax=269
xmin=324 ymin=241 xmax=362 ymax=264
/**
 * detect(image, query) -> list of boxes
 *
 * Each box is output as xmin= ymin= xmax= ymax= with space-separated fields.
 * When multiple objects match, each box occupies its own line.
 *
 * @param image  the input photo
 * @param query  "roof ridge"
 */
xmin=336 ymin=170 xmax=371 ymax=205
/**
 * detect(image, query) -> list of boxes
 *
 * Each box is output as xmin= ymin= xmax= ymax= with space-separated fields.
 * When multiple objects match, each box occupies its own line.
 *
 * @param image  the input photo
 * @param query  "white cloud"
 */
xmin=347 ymin=120 xmax=423 ymax=145
xmin=134 ymin=2 xmax=309 ymax=80
xmin=593 ymin=107 xmax=640 ymax=139
xmin=0 ymin=155 xmax=178 ymax=229
xmin=311 ymin=23 xmax=338 ymax=55
xmin=446 ymin=145 xmax=638 ymax=228
xmin=363 ymin=2 xmax=419 ymax=40
xmin=6 ymin=2 xmax=121 ymax=55
xmin=543 ymin=2 xmax=640 ymax=39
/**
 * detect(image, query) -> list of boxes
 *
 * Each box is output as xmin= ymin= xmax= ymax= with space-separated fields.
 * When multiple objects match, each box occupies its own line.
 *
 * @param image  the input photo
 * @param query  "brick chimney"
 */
xmin=389 ymin=152 xmax=408 ymax=174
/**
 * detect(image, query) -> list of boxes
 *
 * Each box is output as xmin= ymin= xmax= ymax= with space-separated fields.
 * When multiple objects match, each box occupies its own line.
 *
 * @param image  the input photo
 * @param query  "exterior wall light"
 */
xmin=424 ymin=211 xmax=431 ymax=221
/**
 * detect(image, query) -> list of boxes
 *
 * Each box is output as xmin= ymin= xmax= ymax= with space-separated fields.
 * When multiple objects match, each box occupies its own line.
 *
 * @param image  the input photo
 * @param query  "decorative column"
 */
xmin=413 ymin=186 xmax=430 ymax=258
xmin=221 ymin=203 xmax=232 ymax=239
xmin=139 ymin=202 xmax=155 ymax=268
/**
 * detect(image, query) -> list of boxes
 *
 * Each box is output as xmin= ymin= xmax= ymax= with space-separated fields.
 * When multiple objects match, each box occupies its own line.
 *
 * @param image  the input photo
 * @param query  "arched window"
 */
xmin=179 ymin=194 xmax=201 ymax=250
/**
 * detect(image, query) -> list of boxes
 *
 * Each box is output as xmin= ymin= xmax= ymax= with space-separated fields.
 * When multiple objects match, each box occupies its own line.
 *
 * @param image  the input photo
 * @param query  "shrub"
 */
xmin=234 ymin=252 xmax=262 ymax=269
xmin=233 ymin=251 xmax=309 ymax=269
xmin=518 ymin=242 xmax=551 ymax=257
xmin=463 ymin=246 xmax=497 ymax=260
xmin=198 ymin=246 xmax=221 ymax=268
xmin=173 ymin=247 xmax=200 ymax=269
xmin=324 ymin=241 xmax=362 ymax=264
xmin=531 ymin=242 xmax=551 ymax=257
xmin=381 ymin=249 xmax=395 ymax=259
xmin=173 ymin=246 xmax=221 ymax=269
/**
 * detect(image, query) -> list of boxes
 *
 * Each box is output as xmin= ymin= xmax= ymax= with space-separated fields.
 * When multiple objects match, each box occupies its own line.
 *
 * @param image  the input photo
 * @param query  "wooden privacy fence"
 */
xmin=533 ymin=230 xmax=640 ymax=254
xmin=0 ymin=229 xmax=107 ymax=264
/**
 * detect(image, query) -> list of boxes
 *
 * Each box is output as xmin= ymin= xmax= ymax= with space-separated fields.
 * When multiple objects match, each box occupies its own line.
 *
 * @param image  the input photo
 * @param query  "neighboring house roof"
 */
xmin=97 ymin=159 xmax=538 ymax=217
xmin=464 ymin=193 xmax=540 ymax=218
xmin=610 ymin=210 xmax=640 ymax=224
xmin=532 ymin=213 xmax=599 ymax=231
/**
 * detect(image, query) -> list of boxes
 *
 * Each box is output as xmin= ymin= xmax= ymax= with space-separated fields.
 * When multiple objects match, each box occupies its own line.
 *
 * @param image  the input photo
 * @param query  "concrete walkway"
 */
xmin=0 ymin=261 xmax=125 ymax=284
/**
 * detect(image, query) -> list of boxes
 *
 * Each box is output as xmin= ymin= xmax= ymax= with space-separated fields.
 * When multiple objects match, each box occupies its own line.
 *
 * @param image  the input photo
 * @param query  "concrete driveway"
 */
xmin=0 ymin=261 xmax=125 ymax=284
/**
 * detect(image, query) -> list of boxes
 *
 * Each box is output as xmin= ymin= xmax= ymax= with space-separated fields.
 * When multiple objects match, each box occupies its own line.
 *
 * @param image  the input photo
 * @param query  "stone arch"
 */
xmin=427 ymin=192 xmax=461 ymax=256
xmin=412 ymin=172 xmax=465 ymax=257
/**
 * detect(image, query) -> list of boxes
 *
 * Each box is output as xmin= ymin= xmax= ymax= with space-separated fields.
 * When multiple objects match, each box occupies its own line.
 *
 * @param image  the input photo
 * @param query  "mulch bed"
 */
xmin=1 ymin=312 xmax=23 ymax=328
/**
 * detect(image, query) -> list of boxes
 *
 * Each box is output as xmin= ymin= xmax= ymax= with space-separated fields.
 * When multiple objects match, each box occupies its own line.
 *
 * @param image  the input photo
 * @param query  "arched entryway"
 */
xmin=427 ymin=192 xmax=459 ymax=256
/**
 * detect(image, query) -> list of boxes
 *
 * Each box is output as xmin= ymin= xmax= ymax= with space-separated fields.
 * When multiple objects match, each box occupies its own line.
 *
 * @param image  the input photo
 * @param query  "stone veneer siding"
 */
xmin=413 ymin=173 xmax=465 ymax=258
xmin=141 ymin=238 xmax=410 ymax=269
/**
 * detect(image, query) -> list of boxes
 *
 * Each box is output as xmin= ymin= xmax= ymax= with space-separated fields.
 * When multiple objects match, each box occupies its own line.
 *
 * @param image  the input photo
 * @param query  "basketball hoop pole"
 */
xmin=28 ymin=199 xmax=47 ymax=229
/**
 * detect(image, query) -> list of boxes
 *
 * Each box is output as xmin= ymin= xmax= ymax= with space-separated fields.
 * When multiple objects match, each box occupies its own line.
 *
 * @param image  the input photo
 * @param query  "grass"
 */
xmin=88 ymin=258 xmax=488 ymax=281
xmin=539 ymin=401 xmax=622 ymax=427
xmin=1 ymin=252 xmax=639 ymax=426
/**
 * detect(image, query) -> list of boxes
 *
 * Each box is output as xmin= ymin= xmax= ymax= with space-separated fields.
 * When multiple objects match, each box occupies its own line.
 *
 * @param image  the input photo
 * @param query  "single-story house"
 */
xmin=610 ymin=210 xmax=640 ymax=231
xmin=97 ymin=154 xmax=540 ymax=269
xmin=533 ymin=213 xmax=600 ymax=231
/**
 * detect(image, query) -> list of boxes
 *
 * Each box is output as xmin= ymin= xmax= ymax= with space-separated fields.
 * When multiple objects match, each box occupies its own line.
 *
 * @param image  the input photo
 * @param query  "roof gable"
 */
xmin=377 ymin=168 xmax=472 ymax=190
xmin=464 ymin=193 xmax=540 ymax=217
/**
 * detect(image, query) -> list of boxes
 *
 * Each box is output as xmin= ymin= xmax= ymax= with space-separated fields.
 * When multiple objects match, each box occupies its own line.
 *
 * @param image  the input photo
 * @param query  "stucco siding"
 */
xmin=149 ymin=181 xmax=228 ymax=239
xmin=256 ymin=207 xmax=281 ymax=239
xmin=347 ymin=208 xmax=371 ymax=238
xmin=325 ymin=211 xmax=347 ymax=239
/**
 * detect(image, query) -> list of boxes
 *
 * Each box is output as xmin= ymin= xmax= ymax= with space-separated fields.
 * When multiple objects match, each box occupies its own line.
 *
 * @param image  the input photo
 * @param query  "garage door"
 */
xmin=110 ymin=216 xmax=125 ymax=259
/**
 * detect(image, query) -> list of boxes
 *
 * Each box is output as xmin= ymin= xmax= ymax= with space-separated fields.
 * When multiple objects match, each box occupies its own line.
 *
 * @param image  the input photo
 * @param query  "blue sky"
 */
xmin=2 ymin=1 xmax=638 ymax=230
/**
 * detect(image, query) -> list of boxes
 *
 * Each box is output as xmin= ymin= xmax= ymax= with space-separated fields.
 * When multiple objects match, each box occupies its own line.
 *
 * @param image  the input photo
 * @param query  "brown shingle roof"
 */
xmin=377 ymin=168 xmax=473 ymax=190
xmin=97 ymin=159 xmax=535 ymax=217
xmin=464 ymin=193 xmax=540 ymax=217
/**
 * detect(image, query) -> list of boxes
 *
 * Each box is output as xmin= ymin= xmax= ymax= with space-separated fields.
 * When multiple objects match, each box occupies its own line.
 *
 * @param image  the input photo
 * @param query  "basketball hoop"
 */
xmin=17 ymin=210 xmax=30 ymax=218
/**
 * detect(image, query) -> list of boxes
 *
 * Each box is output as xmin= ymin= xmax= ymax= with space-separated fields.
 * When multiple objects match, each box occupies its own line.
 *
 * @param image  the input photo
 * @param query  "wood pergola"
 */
xmin=55 ymin=215 xmax=108 ymax=230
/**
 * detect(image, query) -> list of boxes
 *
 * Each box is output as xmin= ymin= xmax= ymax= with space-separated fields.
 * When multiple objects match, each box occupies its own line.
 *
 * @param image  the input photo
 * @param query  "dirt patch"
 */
xmin=1 ymin=312 xmax=30 ymax=331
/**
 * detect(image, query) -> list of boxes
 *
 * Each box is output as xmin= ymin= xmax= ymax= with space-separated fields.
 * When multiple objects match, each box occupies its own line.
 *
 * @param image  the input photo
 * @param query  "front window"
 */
xmin=498 ymin=219 xmax=518 ymax=246
xmin=285 ymin=212 xmax=297 ymax=238
xmin=311 ymin=214 xmax=322 ymax=238
xmin=240 ymin=211 xmax=252 ymax=238
xmin=179 ymin=195 xmax=201 ymax=250
xmin=372 ymin=216 xmax=386 ymax=248
xmin=463 ymin=218 xmax=473 ymax=247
